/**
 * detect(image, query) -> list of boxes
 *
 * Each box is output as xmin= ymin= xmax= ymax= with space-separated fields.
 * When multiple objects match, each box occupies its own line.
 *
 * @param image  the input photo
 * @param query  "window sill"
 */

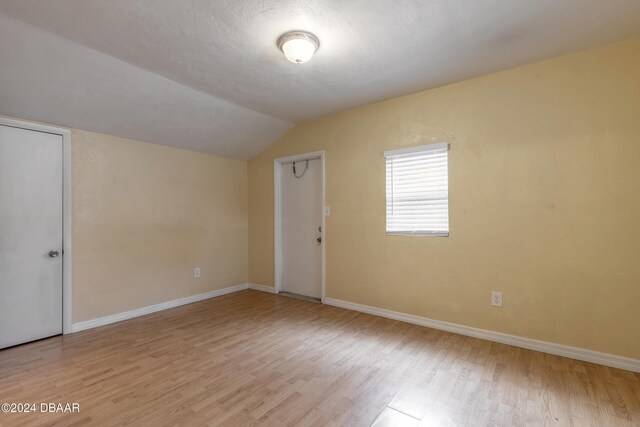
xmin=386 ymin=231 xmax=449 ymax=237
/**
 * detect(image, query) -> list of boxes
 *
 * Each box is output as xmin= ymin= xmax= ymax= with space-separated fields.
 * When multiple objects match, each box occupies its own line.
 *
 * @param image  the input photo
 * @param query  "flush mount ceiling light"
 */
xmin=277 ymin=31 xmax=320 ymax=64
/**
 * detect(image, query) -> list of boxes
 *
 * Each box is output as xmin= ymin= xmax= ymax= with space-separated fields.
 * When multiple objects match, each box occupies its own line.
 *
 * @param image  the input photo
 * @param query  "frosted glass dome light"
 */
xmin=278 ymin=31 xmax=320 ymax=64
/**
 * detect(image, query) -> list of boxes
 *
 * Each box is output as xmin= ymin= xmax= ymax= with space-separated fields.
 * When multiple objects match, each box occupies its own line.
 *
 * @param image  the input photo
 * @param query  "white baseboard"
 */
xmin=248 ymin=283 xmax=277 ymax=294
xmin=69 ymin=284 xmax=639 ymax=372
xmin=324 ymin=297 xmax=640 ymax=373
xmin=71 ymin=283 xmax=249 ymax=333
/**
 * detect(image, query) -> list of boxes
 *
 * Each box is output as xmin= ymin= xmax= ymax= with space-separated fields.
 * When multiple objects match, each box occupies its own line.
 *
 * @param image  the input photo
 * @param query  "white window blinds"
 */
xmin=385 ymin=142 xmax=449 ymax=236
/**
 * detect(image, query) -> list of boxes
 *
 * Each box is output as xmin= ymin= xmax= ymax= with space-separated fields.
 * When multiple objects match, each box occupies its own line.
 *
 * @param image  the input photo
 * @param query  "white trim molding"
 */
xmin=72 ymin=283 xmax=249 ymax=333
xmin=248 ymin=283 xmax=277 ymax=294
xmin=273 ymin=150 xmax=326 ymax=302
xmin=384 ymin=141 xmax=448 ymax=157
xmin=0 ymin=116 xmax=73 ymax=335
xmin=324 ymin=297 xmax=640 ymax=373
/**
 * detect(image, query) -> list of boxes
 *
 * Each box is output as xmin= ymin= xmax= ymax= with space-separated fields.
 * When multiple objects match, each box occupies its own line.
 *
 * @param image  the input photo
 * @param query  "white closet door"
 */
xmin=0 ymin=124 xmax=63 ymax=349
xmin=282 ymin=158 xmax=322 ymax=299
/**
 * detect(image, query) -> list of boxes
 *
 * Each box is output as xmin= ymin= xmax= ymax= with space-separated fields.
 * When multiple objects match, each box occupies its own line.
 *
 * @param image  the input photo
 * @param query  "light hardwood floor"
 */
xmin=0 ymin=290 xmax=638 ymax=426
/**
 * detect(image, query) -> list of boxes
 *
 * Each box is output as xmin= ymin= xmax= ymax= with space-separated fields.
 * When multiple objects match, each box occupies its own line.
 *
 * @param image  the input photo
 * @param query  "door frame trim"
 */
xmin=0 ymin=117 xmax=73 ymax=334
xmin=274 ymin=151 xmax=326 ymax=303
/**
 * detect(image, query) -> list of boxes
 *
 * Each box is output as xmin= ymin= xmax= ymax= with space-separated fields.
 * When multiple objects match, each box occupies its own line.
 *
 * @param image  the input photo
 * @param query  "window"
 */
xmin=385 ymin=142 xmax=449 ymax=236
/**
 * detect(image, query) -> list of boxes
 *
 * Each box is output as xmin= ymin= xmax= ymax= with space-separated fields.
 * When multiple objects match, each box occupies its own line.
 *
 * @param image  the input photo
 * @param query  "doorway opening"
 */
xmin=274 ymin=151 xmax=325 ymax=302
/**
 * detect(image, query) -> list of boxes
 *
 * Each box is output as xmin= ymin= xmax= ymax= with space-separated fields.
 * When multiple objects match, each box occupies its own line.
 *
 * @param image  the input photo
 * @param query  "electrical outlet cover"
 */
xmin=491 ymin=291 xmax=503 ymax=307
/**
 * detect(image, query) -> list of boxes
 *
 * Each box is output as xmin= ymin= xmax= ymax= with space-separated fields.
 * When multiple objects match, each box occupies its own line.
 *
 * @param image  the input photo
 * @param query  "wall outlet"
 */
xmin=194 ymin=267 xmax=201 ymax=278
xmin=491 ymin=291 xmax=503 ymax=307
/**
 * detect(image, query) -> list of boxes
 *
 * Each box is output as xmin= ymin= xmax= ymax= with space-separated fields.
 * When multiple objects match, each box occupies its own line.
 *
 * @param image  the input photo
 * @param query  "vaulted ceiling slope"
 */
xmin=1 ymin=1 xmax=640 ymax=159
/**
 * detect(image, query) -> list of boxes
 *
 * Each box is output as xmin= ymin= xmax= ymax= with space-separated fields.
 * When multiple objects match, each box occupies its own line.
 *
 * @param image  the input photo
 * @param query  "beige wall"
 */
xmin=248 ymin=37 xmax=640 ymax=359
xmin=71 ymin=130 xmax=248 ymax=322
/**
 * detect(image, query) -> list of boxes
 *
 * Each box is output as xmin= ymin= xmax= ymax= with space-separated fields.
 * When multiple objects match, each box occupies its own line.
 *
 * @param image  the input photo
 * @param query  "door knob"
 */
xmin=48 ymin=250 xmax=60 ymax=258
xmin=316 ymin=237 xmax=322 ymax=244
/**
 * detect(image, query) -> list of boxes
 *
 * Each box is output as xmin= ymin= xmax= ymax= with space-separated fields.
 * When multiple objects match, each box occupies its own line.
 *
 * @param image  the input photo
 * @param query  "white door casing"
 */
xmin=0 ymin=118 xmax=72 ymax=347
xmin=274 ymin=151 xmax=325 ymax=301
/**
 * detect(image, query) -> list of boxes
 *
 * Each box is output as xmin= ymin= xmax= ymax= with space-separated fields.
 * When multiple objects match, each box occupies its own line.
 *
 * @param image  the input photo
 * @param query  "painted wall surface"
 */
xmin=71 ymin=130 xmax=248 ymax=322
xmin=248 ymin=37 xmax=640 ymax=359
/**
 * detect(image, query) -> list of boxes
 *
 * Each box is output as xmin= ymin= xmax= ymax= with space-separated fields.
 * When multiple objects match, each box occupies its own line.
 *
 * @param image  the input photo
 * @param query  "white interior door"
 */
xmin=282 ymin=158 xmax=322 ymax=299
xmin=0 ymin=124 xmax=63 ymax=349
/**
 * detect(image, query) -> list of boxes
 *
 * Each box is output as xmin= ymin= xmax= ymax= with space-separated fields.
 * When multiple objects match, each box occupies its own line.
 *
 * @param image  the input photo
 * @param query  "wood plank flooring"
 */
xmin=0 ymin=290 xmax=638 ymax=426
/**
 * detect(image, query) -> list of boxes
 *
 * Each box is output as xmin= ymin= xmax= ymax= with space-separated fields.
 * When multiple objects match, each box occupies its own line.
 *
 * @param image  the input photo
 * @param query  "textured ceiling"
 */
xmin=1 ymin=0 xmax=640 ymax=159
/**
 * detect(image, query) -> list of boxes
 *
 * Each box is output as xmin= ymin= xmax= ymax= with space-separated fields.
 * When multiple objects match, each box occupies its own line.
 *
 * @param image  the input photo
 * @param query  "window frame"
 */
xmin=384 ymin=142 xmax=450 ymax=237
